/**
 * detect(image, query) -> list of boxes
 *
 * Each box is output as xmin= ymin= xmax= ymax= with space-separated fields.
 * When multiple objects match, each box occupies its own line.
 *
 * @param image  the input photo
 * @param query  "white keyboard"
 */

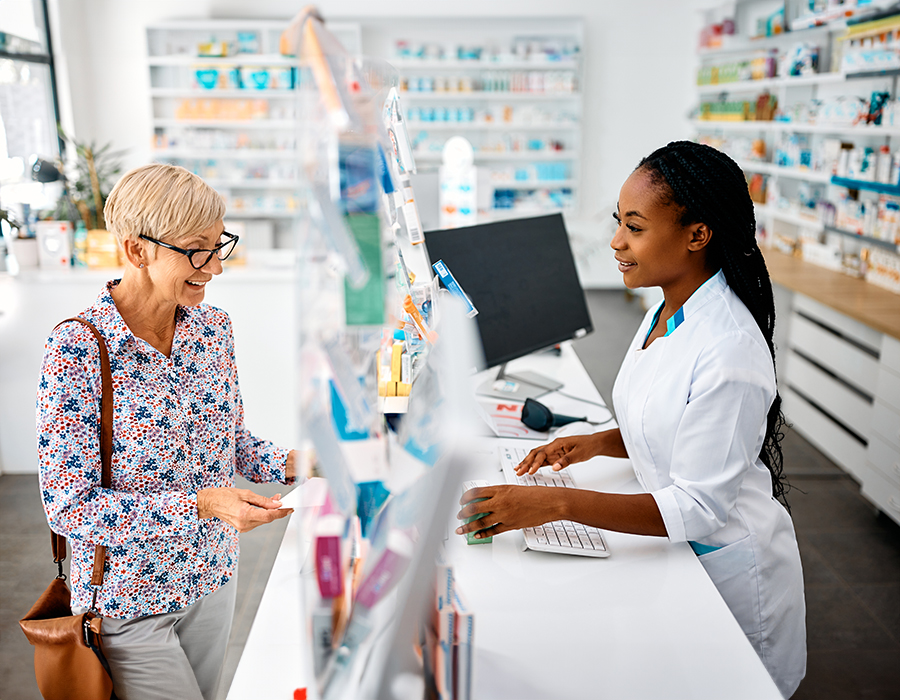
xmin=499 ymin=445 xmax=610 ymax=558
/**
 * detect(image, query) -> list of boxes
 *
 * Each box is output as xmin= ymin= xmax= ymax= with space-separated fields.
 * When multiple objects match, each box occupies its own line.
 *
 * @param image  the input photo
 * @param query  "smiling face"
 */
xmin=611 ymin=168 xmax=712 ymax=296
xmin=144 ymin=220 xmax=225 ymax=308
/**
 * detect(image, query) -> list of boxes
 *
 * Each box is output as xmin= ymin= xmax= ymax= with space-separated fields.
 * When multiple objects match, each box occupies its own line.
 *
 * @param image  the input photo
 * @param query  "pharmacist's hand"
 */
xmin=515 ymin=434 xmax=604 ymax=475
xmin=197 ymin=487 xmax=292 ymax=533
xmin=455 ymin=485 xmax=564 ymax=540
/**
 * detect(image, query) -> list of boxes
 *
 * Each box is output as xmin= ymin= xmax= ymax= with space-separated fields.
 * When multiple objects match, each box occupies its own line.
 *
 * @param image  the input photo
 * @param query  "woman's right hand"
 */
xmin=197 ymin=487 xmax=292 ymax=533
xmin=515 ymin=429 xmax=625 ymax=475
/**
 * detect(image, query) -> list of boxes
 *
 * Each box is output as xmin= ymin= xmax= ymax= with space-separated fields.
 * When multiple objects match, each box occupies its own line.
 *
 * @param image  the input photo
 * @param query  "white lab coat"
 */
xmin=612 ymin=270 xmax=806 ymax=699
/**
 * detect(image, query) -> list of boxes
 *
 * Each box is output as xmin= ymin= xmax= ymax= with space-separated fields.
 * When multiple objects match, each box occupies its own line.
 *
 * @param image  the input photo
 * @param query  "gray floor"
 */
xmin=2 ymin=289 xmax=899 ymax=700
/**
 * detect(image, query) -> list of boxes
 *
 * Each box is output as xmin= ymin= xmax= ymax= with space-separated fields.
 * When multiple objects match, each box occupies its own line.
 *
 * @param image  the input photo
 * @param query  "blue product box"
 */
xmin=241 ymin=67 xmax=270 ymax=90
xmin=195 ymin=68 xmax=218 ymax=89
xmin=339 ymin=143 xmax=379 ymax=215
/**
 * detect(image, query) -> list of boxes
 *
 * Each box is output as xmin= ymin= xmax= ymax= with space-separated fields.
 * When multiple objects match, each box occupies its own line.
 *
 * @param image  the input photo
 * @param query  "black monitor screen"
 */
xmin=424 ymin=213 xmax=593 ymax=369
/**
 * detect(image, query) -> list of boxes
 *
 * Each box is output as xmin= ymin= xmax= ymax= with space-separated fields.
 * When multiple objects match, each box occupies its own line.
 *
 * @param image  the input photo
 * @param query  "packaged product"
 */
xmin=241 ymin=67 xmax=271 ymax=90
xmin=195 ymin=67 xmax=219 ymax=90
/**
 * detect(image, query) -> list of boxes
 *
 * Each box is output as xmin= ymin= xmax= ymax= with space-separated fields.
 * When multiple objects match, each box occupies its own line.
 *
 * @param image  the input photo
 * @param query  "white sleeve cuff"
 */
xmin=652 ymin=487 xmax=687 ymax=543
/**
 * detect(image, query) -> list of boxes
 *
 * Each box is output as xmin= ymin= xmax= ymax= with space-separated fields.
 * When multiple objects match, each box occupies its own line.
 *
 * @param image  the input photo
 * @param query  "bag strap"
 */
xmin=50 ymin=317 xmax=113 ymax=596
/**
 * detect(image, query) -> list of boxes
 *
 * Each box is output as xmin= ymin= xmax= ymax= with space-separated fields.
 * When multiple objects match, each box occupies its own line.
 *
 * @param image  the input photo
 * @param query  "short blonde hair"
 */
xmin=104 ymin=164 xmax=225 ymax=252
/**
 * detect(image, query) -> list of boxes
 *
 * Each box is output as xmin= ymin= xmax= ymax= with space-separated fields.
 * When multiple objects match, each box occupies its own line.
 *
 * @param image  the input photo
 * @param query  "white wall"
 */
xmin=51 ymin=0 xmax=701 ymax=245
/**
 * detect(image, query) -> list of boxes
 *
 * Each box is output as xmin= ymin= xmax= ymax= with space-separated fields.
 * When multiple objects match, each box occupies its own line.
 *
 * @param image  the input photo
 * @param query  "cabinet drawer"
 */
xmin=867 ymin=433 xmax=900 ymax=489
xmin=875 ymin=364 xmax=900 ymax=413
xmin=783 ymin=387 xmax=867 ymax=479
xmin=881 ymin=335 xmax=900 ymax=376
xmin=785 ymin=350 xmax=871 ymax=440
xmin=860 ymin=461 xmax=900 ymax=527
xmin=794 ymin=294 xmax=883 ymax=353
xmin=788 ymin=313 xmax=879 ymax=395
xmin=872 ymin=399 xmax=900 ymax=451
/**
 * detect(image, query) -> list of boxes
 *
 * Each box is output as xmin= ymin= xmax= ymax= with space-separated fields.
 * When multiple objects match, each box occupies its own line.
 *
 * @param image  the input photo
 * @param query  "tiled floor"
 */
xmin=1 ymin=289 xmax=898 ymax=699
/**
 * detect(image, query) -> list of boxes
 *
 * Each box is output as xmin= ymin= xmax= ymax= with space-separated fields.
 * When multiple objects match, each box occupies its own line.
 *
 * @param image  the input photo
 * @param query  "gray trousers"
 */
xmin=96 ymin=576 xmax=237 ymax=700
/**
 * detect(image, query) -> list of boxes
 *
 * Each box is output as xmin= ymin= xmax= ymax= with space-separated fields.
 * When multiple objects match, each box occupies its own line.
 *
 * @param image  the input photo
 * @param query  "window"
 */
xmin=0 ymin=0 xmax=61 ymax=224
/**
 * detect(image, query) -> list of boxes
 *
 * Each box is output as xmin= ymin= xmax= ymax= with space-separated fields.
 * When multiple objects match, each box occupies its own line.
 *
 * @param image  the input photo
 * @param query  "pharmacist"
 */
xmin=457 ymin=141 xmax=806 ymax=698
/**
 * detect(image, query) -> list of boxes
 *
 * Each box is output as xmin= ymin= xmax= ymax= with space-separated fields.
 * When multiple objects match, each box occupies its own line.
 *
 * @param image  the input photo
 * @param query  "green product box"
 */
xmin=343 ymin=213 xmax=385 ymax=326
xmin=462 ymin=479 xmax=492 ymax=544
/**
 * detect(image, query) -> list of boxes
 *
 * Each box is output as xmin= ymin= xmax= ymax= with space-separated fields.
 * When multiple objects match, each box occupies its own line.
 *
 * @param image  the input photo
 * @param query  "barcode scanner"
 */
xmin=520 ymin=398 xmax=587 ymax=432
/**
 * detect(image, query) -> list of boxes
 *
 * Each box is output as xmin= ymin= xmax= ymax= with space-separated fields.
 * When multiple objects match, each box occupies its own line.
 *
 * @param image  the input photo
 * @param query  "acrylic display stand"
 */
xmin=284 ymin=8 xmax=481 ymax=699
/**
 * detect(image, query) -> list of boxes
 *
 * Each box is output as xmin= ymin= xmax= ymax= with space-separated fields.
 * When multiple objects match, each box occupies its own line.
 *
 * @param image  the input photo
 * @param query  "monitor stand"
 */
xmin=476 ymin=363 xmax=563 ymax=402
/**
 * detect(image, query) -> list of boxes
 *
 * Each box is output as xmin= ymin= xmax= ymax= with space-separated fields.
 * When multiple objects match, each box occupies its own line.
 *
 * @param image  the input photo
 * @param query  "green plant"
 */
xmin=55 ymin=129 xmax=126 ymax=230
xmin=0 ymin=205 xmax=19 ymax=231
xmin=0 ymin=207 xmax=20 ymax=237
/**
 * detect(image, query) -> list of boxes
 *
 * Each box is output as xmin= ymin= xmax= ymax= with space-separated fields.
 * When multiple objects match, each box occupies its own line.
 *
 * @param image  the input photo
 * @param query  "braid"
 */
xmin=637 ymin=141 xmax=790 ymax=508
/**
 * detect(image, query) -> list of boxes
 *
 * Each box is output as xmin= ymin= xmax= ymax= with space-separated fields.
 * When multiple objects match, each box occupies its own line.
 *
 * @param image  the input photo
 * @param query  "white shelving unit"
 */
xmin=360 ymin=16 xmax=584 ymax=221
xmin=401 ymin=91 xmax=580 ymax=102
xmin=146 ymin=17 xmax=583 ymax=231
xmin=737 ymin=159 xmax=833 ymax=182
xmin=413 ymin=150 xmax=573 ymax=162
xmin=693 ymin=5 xmax=900 ymax=253
xmin=695 ymin=3 xmax=900 ymax=522
xmin=145 ymin=20 xmax=361 ymax=249
xmin=693 ymin=118 xmax=900 ymax=137
xmin=754 ymin=202 xmax=825 ymax=231
xmin=696 ymin=71 xmax=846 ymax=94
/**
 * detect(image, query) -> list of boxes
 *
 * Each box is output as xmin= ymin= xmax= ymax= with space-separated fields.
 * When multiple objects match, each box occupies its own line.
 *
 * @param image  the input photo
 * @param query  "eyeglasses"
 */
xmin=138 ymin=231 xmax=239 ymax=270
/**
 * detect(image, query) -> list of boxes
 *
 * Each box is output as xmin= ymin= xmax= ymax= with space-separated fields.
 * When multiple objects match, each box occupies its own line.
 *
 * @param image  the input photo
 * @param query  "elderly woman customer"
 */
xmin=36 ymin=163 xmax=296 ymax=700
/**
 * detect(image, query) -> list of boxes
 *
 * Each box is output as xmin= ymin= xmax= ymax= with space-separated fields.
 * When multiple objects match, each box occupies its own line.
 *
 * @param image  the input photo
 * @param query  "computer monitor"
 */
xmin=423 ymin=213 xmax=593 ymax=400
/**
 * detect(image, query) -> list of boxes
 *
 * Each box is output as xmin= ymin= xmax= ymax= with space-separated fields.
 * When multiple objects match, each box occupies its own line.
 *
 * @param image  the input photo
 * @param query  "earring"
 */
xmin=139 ymin=263 xmax=144 ymax=269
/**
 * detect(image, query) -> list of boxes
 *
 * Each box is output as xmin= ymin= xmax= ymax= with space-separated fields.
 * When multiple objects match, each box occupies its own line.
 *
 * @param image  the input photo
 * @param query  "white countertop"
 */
xmin=227 ymin=345 xmax=781 ymax=700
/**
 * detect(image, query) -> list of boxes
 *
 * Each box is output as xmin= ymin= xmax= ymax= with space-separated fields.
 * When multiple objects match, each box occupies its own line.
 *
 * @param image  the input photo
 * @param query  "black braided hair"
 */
xmin=636 ymin=140 xmax=790 ymax=508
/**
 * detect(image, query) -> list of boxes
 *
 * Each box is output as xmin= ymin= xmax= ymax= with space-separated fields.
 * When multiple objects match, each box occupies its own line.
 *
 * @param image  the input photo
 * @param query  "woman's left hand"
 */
xmin=197 ymin=487 xmax=292 ymax=532
xmin=454 ymin=484 xmax=566 ymax=540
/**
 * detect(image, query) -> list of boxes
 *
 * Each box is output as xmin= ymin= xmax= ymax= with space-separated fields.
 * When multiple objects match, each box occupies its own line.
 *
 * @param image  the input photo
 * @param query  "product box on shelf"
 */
xmin=85 ymin=229 xmax=120 ymax=269
xmin=866 ymin=247 xmax=900 ymax=293
xmin=35 ymin=221 xmax=73 ymax=270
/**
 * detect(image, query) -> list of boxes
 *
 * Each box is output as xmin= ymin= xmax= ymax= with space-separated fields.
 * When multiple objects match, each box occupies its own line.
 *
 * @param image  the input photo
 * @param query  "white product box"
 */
xmin=35 ymin=221 xmax=73 ymax=269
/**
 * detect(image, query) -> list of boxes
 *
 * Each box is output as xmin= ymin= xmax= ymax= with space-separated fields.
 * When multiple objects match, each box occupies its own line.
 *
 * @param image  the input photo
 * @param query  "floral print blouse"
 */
xmin=37 ymin=281 xmax=290 ymax=618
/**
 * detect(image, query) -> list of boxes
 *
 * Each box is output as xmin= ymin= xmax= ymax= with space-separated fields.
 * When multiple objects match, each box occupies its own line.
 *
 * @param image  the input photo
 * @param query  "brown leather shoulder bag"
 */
xmin=20 ymin=317 xmax=115 ymax=700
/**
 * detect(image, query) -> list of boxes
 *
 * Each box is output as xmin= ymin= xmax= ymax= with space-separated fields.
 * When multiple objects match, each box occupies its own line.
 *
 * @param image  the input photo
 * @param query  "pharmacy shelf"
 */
xmin=400 ymin=91 xmax=581 ymax=102
xmin=823 ymin=225 xmax=900 ymax=252
xmin=148 ymin=19 xmax=294 ymax=31
xmin=148 ymin=53 xmax=296 ymax=67
xmin=697 ymin=24 xmax=837 ymax=57
xmin=225 ymin=209 xmax=300 ymax=218
xmin=754 ymin=204 xmax=825 ymax=232
xmin=207 ymin=179 xmax=299 ymax=189
xmin=693 ymin=119 xmax=900 ymax=137
xmin=152 ymin=148 xmax=298 ymax=159
xmin=393 ymin=58 xmax=578 ymax=70
xmin=845 ymin=68 xmax=900 ymax=80
xmin=153 ymin=119 xmax=296 ymax=129
xmin=414 ymin=150 xmax=575 ymax=162
xmin=407 ymin=122 xmax=578 ymax=131
xmin=151 ymin=88 xmax=296 ymax=98
xmin=737 ymin=160 xmax=832 ymax=183
xmin=694 ymin=120 xmax=784 ymax=132
xmin=489 ymin=179 xmax=576 ymax=189
xmin=147 ymin=19 xmax=362 ymax=230
xmin=480 ymin=206 xmax=575 ymax=222
xmin=831 ymin=176 xmax=900 ymax=195
xmin=696 ymin=72 xmax=846 ymax=94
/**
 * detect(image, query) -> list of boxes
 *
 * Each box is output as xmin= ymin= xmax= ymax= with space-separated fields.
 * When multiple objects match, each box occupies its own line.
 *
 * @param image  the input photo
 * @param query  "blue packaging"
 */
xmin=339 ymin=143 xmax=379 ymax=214
xmin=433 ymin=259 xmax=478 ymax=318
